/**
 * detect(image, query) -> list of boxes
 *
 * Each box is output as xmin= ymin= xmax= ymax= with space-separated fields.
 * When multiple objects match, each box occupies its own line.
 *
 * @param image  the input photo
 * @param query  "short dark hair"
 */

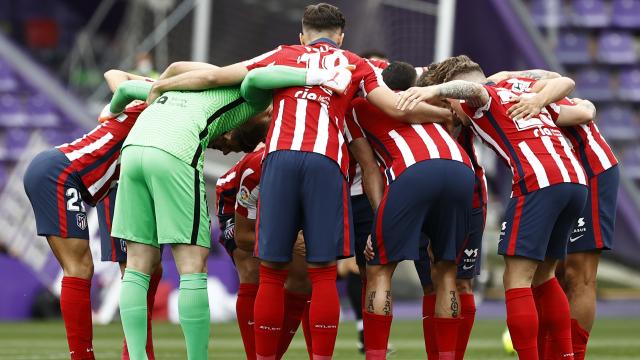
xmin=302 ymin=3 xmax=346 ymax=33
xmin=360 ymin=49 xmax=388 ymax=60
xmin=428 ymin=55 xmax=484 ymax=83
xmin=234 ymin=117 xmax=269 ymax=152
xmin=381 ymin=61 xmax=417 ymax=91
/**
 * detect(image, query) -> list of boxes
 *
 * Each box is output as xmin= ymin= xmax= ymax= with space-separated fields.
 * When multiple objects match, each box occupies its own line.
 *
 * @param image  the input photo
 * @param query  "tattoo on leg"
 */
xmin=383 ymin=291 xmax=392 ymax=316
xmin=367 ymin=291 xmax=376 ymax=313
xmin=450 ymin=291 xmax=459 ymax=317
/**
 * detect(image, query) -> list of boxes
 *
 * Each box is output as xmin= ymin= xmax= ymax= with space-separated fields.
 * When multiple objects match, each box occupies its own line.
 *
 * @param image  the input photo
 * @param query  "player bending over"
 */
xmin=23 ymin=70 xmax=151 ymax=360
xmin=110 ymin=64 xmax=350 ymax=360
xmin=353 ymin=61 xmax=475 ymax=360
xmin=398 ymin=55 xmax=594 ymax=360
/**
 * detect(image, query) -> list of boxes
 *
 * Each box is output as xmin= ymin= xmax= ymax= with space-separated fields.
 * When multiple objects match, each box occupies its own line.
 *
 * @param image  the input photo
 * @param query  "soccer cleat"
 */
xmin=502 ymin=328 xmax=516 ymax=355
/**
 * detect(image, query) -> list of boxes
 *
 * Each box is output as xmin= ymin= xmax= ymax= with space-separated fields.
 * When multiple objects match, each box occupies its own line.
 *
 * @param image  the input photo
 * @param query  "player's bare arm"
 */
xmin=555 ymin=98 xmax=596 ymax=126
xmin=234 ymin=212 xmax=256 ymax=252
xmin=507 ymin=76 xmax=575 ymax=120
xmin=367 ymin=86 xmax=451 ymax=124
xmin=396 ymin=80 xmax=490 ymax=110
xmin=487 ymin=69 xmax=561 ymax=83
xmin=349 ymin=138 xmax=384 ymax=209
xmin=103 ymin=69 xmax=148 ymax=92
xmin=158 ymin=61 xmax=219 ymax=80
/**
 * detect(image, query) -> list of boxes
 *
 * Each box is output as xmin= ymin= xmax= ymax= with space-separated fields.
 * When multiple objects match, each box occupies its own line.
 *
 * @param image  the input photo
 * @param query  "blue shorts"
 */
xmin=499 ymin=183 xmax=588 ymax=261
xmin=351 ymin=194 xmax=374 ymax=267
xmin=256 ymin=151 xmax=353 ymax=263
xmin=414 ymin=207 xmax=486 ymax=287
xmin=369 ymin=159 xmax=474 ymax=265
xmin=568 ymin=166 xmax=619 ymax=253
xmin=97 ymin=186 xmax=127 ymax=262
xmin=24 ymin=149 xmax=90 ymax=240
xmin=217 ymin=214 xmax=237 ymax=257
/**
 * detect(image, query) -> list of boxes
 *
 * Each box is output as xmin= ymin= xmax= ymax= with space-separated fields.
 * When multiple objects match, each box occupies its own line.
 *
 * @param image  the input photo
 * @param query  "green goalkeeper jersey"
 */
xmin=120 ymin=65 xmax=311 ymax=171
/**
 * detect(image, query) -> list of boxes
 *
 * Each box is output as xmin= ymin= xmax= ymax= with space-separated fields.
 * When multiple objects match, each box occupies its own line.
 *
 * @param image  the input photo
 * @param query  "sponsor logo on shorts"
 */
xmin=464 ymin=248 xmax=479 ymax=258
xmin=572 ymin=217 xmax=587 ymax=237
xmin=76 ymin=213 xmax=87 ymax=230
xmin=569 ymin=235 xmax=584 ymax=243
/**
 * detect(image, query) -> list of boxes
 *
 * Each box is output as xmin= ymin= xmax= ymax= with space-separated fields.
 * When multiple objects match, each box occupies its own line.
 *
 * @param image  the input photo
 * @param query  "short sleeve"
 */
xmin=546 ymin=97 xmax=574 ymax=123
xmin=345 ymin=103 xmax=366 ymax=143
xmin=358 ymin=59 xmax=386 ymax=96
xmin=235 ymin=168 xmax=260 ymax=220
xmin=242 ymin=46 xmax=284 ymax=70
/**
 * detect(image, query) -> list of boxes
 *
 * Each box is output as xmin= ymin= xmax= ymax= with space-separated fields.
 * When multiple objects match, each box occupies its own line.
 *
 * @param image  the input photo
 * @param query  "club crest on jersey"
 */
xmin=76 ymin=213 xmax=87 ymax=230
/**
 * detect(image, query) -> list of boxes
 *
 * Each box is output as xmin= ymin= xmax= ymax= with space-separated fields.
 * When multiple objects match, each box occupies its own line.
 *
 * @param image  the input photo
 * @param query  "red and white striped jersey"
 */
xmin=344 ymin=111 xmax=367 ymax=196
xmin=243 ymin=39 xmax=385 ymax=176
xmin=348 ymin=98 xmax=472 ymax=184
xmin=547 ymin=98 xmax=618 ymax=178
xmin=457 ymin=127 xmax=488 ymax=209
xmin=234 ymin=150 xmax=263 ymax=220
xmin=55 ymin=102 xmax=146 ymax=206
xmin=215 ymin=149 xmax=264 ymax=221
xmin=460 ymin=79 xmax=587 ymax=197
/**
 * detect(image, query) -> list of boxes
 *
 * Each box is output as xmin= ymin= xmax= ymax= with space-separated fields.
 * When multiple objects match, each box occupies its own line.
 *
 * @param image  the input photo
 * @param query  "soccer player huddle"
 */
xmin=23 ymin=3 xmax=619 ymax=360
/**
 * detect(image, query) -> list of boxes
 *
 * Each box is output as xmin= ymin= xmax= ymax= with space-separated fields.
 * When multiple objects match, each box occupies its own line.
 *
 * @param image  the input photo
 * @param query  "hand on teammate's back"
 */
xmin=364 ymin=235 xmax=375 ymax=261
xmin=507 ymin=93 xmax=544 ymax=121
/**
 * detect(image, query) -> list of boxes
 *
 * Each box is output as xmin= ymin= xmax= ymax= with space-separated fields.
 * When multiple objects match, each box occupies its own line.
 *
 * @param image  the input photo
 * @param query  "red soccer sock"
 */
xmin=254 ymin=265 xmax=288 ymax=360
xmin=505 ymin=287 xmax=539 ymax=360
xmin=571 ymin=318 xmax=590 ymax=360
xmin=532 ymin=282 xmax=550 ymax=360
xmin=363 ymin=312 xmax=392 ymax=359
xmin=276 ymin=290 xmax=310 ymax=359
xmin=302 ymin=299 xmax=313 ymax=359
xmin=434 ymin=317 xmax=460 ymax=360
xmin=237 ymin=283 xmax=259 ymax=360
xmin=61 ymin=277 xmax=95 ymax=360
xmin=533 ymin=278 xmax=574 ymax=359
xmin=422 ymin=295 xmax=438 ymax=360
xmin=455 ymin=294 xmax=476 ymax=360
xmin=308 ymin=265 xmax=340 ymax=360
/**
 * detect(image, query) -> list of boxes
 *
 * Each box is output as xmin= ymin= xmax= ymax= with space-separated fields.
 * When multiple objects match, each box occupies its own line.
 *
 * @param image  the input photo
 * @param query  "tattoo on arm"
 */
xmin=367 ymin=291 xmax=376 ymax=313
xmin=383 ymin=291 xmax=392 ymax=316
xmin=436 ymin=80 xmax=485 ymax=102
xmin=509 ymin=70 xmax=558 ymax=80
xmin=450 ymin=291 xmax=459 ymax=318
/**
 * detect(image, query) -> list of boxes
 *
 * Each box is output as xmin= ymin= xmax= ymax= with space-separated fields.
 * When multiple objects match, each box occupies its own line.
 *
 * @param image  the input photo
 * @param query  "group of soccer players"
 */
xmin=22 ymin=2 xmax=619 ymax=360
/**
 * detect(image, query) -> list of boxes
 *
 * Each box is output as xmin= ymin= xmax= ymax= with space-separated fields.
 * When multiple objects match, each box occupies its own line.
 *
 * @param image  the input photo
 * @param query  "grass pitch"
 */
xmin=1 ymin=318 xmax=639 ymax=359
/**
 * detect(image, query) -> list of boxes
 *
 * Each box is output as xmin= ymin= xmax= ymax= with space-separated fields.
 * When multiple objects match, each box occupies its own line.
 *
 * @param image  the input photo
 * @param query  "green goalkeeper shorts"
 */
xmin=111 ymin=145 xmax=211 ymax=248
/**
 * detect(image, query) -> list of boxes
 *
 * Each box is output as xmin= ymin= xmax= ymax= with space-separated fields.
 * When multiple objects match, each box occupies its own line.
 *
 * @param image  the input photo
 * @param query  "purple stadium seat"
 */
xmin=597 ymin=31 xmax=638 ymax=64
xmin=555 ymin=31 xmax=592 ymax=64
xmin=571 ymin=0 xmax=611 ymax=27
xmin=619 ymin=68 xmax=640 ymax=102
xmin=622 ymin=147 xmax=640 ymax=180
xmin=575 ymin=68 xmax=616 ymax=101
xmin=596 ymin=105 xmax=638 ymax=141
xmin=0 ymin=66 xmax=18 ymax=93
xmin=530 ymin=0 xmax=568 ymax=27
xmin=0 ymin=95 xmax=28 ymax=127
xmin=5 ymin=128 xmax=32 ymax=159
xmin=612 ymin=0 xmax=640 ymax=28
xmin=26 ymin=95 xmax=59 ymax=127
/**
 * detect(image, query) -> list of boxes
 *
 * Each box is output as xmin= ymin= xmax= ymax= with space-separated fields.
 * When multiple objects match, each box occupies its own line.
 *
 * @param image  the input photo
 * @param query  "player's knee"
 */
xmin=564 ymin=264 xmax=596 ymax=292
xmin=64 ymin=259 xmax=94 ymax=280
xmin=285 ymin=274 xmax=311 ymax=294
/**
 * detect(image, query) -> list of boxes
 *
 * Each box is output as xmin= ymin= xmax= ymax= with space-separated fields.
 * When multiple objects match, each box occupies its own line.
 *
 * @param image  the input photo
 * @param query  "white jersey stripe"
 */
xmin=412 ymin=124 xmax=439 ymax=158
xmin=268 ymin=99 xmax=285 ymax=153
xmin=389 ymin=130 xmax=416 ymax=167
xmin=313 ymin=104 xmax=330 ymax=153
xmin=291 ymin=99 xmax=307 ymax=151
xmin=560 ymin=137 xmax=587 ymax=185
xmin=216 ymin=171 xmax=237 ymax=186
xmin=582 ymin=124 xmax=613 ymax=169
xmin=541 ymin=136 xmax=570 ymax=182
xmin=519 ymin=142 xmax=550 ymax=188
xmin=470 ymin=121 xmax=511 ymax=166
xmin=87 ymin=159 xmax=118 ymax=195
xmin=337 ymin=120 xmax=345 ymax=167
xmin=63 ymin=132 xmax=114 ymax=162
xmin=434 ymin=124 xmax=463 ymax=162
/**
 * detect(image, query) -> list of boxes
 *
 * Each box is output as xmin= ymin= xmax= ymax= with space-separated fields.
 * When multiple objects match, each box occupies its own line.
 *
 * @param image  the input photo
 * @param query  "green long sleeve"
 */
xmin=240 ymin=66 xmax=308 ymax=109
xmin=110 ymin=80 xmax=153 ymax=113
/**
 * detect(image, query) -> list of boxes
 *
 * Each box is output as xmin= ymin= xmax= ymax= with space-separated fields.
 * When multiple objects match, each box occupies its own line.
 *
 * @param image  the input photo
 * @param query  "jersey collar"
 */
xmin=309 ymin=37 xmax=339 ymax=48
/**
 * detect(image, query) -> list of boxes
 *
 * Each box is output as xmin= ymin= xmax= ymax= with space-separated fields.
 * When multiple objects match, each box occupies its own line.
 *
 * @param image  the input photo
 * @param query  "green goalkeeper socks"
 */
xmin=179 ymin=273 xmax=210 ymax=360
xmin=120 ymin=269 xmax=151 ymax=360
